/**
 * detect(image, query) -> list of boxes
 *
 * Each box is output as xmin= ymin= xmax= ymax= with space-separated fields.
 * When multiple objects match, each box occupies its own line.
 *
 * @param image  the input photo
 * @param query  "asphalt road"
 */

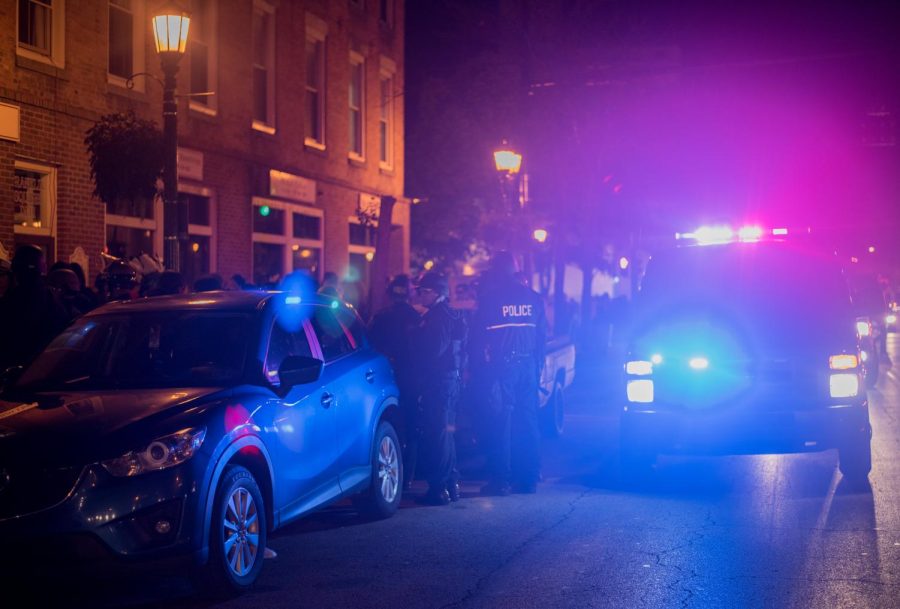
xmin=37 ymin=337 xmax=900 ymax=609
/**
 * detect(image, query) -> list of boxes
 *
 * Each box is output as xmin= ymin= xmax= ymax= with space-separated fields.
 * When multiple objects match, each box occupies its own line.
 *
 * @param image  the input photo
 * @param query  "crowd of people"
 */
xmin=0 ymin=243 xmax=547 ymax=507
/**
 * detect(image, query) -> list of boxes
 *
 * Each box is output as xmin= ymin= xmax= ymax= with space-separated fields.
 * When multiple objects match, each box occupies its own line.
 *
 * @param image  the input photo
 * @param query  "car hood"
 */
xmin=0 ymin=387 xmax=227 ymax=465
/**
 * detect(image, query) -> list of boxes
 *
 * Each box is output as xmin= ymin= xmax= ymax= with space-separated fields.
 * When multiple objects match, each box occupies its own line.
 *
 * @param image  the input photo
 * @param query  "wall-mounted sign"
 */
xmin=0 ymin=103 xmax=20 ymax=142
xmin=177 ymin=148 xmax=204 ymax=181
xmin=270 ymin=170 xmax=316 ymax=203
xmin=358 ymin=193 xmax=380 ymax=217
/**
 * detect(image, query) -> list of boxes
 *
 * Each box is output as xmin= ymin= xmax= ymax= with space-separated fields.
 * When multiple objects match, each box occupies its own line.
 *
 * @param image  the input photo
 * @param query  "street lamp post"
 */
xmin=493 ymin=142 xmax=523 ymax=215
xmin=151 ymin=7 xmax=191 ymax=271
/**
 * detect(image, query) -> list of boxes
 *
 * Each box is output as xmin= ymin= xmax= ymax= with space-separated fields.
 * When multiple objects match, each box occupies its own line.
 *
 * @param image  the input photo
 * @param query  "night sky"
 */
xmin=407 ymin=0 xmax=900 ymax=261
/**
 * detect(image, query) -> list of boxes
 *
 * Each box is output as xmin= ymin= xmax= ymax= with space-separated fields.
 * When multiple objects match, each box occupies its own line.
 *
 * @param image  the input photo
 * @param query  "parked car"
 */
xmin=621 ymin=239 xmax=871 ymax=484
xmin=0 ymin=291 xmax=402 ymax=593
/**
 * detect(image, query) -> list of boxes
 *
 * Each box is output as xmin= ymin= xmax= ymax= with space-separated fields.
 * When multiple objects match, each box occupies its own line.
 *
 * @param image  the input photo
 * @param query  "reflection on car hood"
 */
xmin=0 ymin=387 xmax=225 ymax=465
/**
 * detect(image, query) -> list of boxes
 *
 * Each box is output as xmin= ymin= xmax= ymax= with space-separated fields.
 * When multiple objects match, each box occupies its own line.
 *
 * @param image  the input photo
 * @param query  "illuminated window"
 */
xmin=17 ymin=0 xmax=65 ymax=68
xmin=189 ymin=0 xmax=217 ymax=114
xmin=107 ymin=0 xmax=145 ymax=89
xmin=379 ymin=57 xmax=396 ymax=169
xmin=348 ymin=47 xmax=365 ymax=160
xmin=251 ymin=0 xmax=276 ymax=132
xmin=305 ymin=15 xmax=327 ymax=149
xmin=105 ymin=189 xmax=161 ymax=261
xmin=182 ymin=188 xmax=216 ymax=288
xmin=13 ymin=161 xmax=57 ymax=258
xmin=252 ymin=198 xmax=324 ymax=286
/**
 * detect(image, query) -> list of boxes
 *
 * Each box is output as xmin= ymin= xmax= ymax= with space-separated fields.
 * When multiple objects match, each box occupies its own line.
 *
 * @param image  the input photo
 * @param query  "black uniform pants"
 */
xmin=484 ymin=359 xmax=540 ymax=487
xmin=418 ymin=376 xmax=460 ymax=490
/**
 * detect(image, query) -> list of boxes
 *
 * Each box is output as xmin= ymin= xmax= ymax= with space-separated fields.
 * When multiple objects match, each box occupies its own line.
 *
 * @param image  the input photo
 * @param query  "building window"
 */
xmin=304 ymin=21 xmax=326 ymax=149
xmin=189 ymin=0 xmax=217 ymax=115
xmin=347 ymin=217 xmax=375 ymax=296
xmin=378 ymin=58 xmax=396 ymax=168
xmin=252 ymin=1 xmax=276 ymax=132
xmin=13 ymin=161 xmax=58 ymax=259
xmin=348 ymin=49 xmax=365 ymax=160
xmin=252 ymin=198 xmax=324 ymax=287
xmin=106 ymin=197 xmax=162 ymax=261
xmin=107 ymin=0 xmax=144 ymax=89
xmin=182 ymin=188 xmax=216 ymax=288
xmin=17 ymin=0 xmax=65 ymax=68
xmin=379 ymin=0 xmax=393 ymax=27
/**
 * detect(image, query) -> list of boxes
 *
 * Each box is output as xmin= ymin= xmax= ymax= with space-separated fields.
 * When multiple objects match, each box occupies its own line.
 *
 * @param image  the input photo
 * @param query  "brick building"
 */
xmin=0 ymin=0 xmax=408 ymax=306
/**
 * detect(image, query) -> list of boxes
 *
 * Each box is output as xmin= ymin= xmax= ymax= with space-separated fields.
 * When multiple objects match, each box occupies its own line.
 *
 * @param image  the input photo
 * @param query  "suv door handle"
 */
xmin=321 ymin=392 xmax=334 ymax=408
xmin=365 ymin=369 xmax=375 ymax=383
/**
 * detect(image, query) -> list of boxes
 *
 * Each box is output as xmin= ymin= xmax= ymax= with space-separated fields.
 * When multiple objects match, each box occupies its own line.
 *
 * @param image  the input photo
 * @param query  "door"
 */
xmin=265 ymin=314 xmax=340 ymax=519
xmin=308 ymin=305 xmax=378 ymax=492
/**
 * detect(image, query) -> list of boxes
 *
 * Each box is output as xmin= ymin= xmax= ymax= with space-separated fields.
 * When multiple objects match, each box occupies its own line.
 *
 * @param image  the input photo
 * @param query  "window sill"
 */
xmin=189 ymin=101 xmax=218 ymax=117
xmin=304 ymin=138 xmax=326 ymax=152
xmin=378 ymin=162 xmax=394 ymax=175
xmin=348 ymin=154 xmax=366 ymax=167
xmin=108 ymin=73 xmax=145 ymax=93
xmin=252 ymin=121 xmax=276 ymax=135
xmin=15 ymin=52 xmax=66 ymax=78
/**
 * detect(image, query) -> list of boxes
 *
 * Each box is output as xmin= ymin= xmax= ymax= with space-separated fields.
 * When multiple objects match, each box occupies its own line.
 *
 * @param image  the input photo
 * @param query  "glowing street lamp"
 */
xmin=533 ymin=228 xmax=548 ymax=243
xmin=493 ymin=148 xmax=523 ymax=174
xmin=152 ymin=4 xmax=191 ymax=271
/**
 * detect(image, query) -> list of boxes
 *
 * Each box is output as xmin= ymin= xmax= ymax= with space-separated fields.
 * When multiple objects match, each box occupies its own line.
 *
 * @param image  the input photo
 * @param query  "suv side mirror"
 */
xmin=278 ymin=356 xmax=323 ymax=391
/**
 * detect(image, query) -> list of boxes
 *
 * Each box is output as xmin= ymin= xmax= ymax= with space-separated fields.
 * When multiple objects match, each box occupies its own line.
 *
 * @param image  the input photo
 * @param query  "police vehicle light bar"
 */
xmin=676 ymin=225 xmax=789 ymax=245
xmin=625 ymin=360 xmax=653 ymax=376
xmin=829 ymin=354 xmax=858 ymax=370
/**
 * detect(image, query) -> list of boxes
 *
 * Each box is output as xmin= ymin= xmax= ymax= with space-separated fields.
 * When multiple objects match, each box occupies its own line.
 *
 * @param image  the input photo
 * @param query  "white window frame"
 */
xmin=378 ymin=57 xmax=396 ymax=170
xmin=16 ymin=0 xmax=66 ymax=68
xmin=304 ymin=14 xmax=327 ymax=150
xmin=107 ymin=0 xmax=146 ymax=91
xmin=348 ymin=49 xmax=366 ymax=161
xmin=252 ymin=198 xmax=325 ymax=282
xmin=348 ymin=215 xmax=376 ymax=259
xmin=13 ymin=160 xmax=58 ymax=254
xmin=180 ymin=183 xmax=217 ymax=273
xmin=251 ymin=0 xmax=276 ymax=134
xmin=105 ymin=196 xmax=164 ymax=259
xmin=189 ymin=0 xmax=218 ymax=116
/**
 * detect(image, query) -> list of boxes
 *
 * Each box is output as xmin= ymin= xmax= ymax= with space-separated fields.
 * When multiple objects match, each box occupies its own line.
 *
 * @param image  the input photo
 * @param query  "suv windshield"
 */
xmin=15 ymin=312 xmax=251 ymax=391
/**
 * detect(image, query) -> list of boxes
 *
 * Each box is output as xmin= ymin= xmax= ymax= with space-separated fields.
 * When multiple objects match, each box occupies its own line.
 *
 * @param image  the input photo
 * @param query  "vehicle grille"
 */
xmin=0 ymin=464 xmax=83 ymax=521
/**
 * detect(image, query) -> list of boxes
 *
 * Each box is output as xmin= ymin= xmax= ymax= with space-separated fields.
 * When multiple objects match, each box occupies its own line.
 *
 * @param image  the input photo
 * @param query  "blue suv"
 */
xmin=0 ymin=291 xmax=402 ymax=593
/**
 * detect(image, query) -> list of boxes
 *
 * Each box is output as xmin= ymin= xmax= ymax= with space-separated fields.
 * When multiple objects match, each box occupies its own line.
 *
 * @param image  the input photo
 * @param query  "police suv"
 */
xmin=620 ymin=227 xmax=872 ymax=483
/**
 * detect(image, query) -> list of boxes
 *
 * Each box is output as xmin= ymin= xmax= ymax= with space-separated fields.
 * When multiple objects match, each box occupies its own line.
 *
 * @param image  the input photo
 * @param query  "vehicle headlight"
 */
xmin=101 ymin=427 xmax=207 ymax=477
xmin=829 ymin=374 xmax=859 ymax=399
xmin=625 ymin=360 xmax=653 ymax=375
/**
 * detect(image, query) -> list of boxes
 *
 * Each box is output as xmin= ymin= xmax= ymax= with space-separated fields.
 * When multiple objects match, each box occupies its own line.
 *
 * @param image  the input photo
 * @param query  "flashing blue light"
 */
xmin=650 ymin=353 xmax=663 ymax=365
xmin=689 ymin=356 xmax=709 ymax=370
xmin=330 ymin=300 xmax=339 ymax=309
xmin=285 ymin=296 xmax=302 ymax=305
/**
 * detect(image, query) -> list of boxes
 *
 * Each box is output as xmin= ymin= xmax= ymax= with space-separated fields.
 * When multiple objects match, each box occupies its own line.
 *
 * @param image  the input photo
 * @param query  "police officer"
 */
xmin=368 ymin=274 xmax=422 ymax=488
xmin=472 ymin=251 xmax=547 ymax=495
xmin=412 ymin=271 xmax=466 ymax=505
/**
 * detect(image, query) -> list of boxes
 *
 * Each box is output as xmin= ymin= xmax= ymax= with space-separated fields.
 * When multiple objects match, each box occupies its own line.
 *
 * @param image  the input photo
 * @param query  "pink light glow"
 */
xmin=738 ymin=225 xmax=763 ymax=241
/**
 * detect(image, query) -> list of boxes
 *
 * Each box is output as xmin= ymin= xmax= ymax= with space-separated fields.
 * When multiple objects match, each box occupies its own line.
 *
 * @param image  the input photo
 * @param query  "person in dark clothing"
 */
xmin=0 ymin=259 xmax=12 ymax=298
xmin=472 ymin=251 xmax=547 ymax=495
xmin=412 ymin=271 xmax=466 ymax=505
xmin=148 ymin=270 xmax=185 ymax=296
xmin=47 ymin=267 xmax=92 ymax=319
xmin=104 ymin=260 xmax=139 ymax=301
xmin=0 ymin=245 xmax=72 ymax=370
xmin=368 ymin=274 xmax=422 ymax=488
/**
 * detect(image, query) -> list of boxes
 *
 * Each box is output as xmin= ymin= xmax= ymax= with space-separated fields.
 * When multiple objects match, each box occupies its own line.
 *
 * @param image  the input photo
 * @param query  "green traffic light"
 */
xmin=259 ymin=205 xmax=271 ymax=217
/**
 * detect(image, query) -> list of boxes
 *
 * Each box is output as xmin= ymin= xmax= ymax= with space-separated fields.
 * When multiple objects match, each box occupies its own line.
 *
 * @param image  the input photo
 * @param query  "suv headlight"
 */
xmin=101 ymin=427 xmax=207 ymax=477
